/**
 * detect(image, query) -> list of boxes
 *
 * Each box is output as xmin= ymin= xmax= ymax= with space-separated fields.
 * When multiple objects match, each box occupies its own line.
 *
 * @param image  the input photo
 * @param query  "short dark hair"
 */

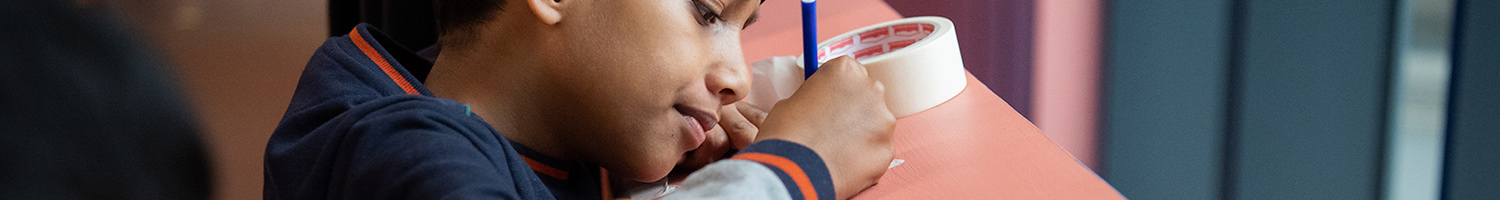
xmin=434 ymin=0 xmax=507 ymax=48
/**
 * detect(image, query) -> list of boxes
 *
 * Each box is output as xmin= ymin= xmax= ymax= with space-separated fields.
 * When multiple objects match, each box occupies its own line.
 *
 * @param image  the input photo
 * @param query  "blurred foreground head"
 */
xmin=0 ymin=0 xmax=212 ymax=199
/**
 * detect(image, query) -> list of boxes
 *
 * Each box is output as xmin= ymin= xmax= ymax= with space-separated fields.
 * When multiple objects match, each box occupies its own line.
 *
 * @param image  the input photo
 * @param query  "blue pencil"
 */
xmin=801 ymin=0 xmax=817 ymax=79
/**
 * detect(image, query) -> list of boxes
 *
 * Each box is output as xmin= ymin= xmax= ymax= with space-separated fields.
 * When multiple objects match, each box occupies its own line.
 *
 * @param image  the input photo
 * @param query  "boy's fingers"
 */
xmin=828 ymin=56 xmax=867 ymax=77
xmin=719 ymin=104 xmax=758 ymax=149
xmin=734 ymin=102 xmax=768 ymax=127
xmin=689 ymin=126 xmax=731 ymax=167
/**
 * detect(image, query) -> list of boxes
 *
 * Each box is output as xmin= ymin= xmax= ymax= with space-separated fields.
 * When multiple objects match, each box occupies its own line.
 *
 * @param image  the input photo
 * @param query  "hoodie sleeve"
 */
xmin=265 ymin=97 xmax=553 ymax=200
xmin=659 ymin=139 xmax=836 ymax=200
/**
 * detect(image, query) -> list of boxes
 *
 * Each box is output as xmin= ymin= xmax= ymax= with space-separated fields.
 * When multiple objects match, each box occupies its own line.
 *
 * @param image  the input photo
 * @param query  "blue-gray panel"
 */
xmin=1103 ymin=0 xmax=1233 ymax=199
xmin=1442 ymin=0 xmax=1500 ymax=199
xmin=1231 ymin=0 xmax=1394 ymax=199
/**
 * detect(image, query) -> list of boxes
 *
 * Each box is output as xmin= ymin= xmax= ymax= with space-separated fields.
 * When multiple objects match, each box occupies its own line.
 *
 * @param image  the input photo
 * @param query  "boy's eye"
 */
xmin=692 ymin=0 xmax=723 ymax=25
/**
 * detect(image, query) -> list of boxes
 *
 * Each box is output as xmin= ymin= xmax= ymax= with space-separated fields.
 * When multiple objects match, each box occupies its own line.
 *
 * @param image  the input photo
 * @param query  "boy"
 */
xmin=266 ymin=0 xmax=894 ymax=199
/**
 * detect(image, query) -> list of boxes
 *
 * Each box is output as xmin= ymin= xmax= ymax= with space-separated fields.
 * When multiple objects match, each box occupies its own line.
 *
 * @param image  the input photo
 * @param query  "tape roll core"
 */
xmin=797 ymin=16 xmax=967 ymax=117
xmin=817 ymin=22 xmax=937 ymax=63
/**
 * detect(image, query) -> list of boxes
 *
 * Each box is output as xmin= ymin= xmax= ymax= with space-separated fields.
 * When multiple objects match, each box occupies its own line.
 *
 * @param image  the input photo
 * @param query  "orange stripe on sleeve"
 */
xmin=732 ymin=152 xmax=819 ymax=200
xmin=348 ymin=29 xmax=420 ymax=95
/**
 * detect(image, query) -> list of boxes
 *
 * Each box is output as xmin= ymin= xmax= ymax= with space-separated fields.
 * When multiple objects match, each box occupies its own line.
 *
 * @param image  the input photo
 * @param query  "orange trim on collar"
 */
xmin=521 ymin=155 xmax=570 ymax=180
xmin=348 ymin=28 xmax=420 ymax=95
xmin=599 ymin=167 xmax=612 ymax=199
xmin=732 ymin=153 xmax=819 ymax=200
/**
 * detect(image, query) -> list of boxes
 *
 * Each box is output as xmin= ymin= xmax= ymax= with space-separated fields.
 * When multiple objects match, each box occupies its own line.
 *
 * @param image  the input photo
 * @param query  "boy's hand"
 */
xmin=757 ymin=56 xmax=896 ymax=200
xmin=718 ymin=102 xmax=769 ymax=150
xmin=676 ymin=102 xmax=768 ymax=175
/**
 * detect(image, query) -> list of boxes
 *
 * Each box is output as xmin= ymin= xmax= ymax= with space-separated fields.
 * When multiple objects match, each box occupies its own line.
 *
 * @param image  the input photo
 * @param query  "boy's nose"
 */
xmin=705 ymin=61 xmax=750 ymax=106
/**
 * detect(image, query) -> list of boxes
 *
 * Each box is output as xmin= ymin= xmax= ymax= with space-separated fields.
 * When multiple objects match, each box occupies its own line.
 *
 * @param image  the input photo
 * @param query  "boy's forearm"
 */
xmin=658 ymin=160 xmax=791 ymax=200
xmin=660 ymin=139 xmax=836 ymax=200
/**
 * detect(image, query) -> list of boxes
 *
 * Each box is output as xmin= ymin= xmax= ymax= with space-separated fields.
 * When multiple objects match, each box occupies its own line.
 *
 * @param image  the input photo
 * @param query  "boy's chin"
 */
xmin=612 ymin=162 xmax=676 ymax=183
xmin=665 ymin=163 xmax=697 ymax=183
xmin=624 ymin=171 xmax=671 ymax=183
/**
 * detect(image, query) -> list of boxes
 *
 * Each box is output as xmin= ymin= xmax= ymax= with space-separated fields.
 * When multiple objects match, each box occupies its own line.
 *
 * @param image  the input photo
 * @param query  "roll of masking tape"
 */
xmin=749 ymin=16 xmax=966 ymax=118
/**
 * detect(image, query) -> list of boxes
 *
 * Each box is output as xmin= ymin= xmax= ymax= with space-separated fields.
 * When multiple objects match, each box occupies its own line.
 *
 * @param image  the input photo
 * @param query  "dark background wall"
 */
xmin=1103 ymin=0 xmax=1234 ymax=198
xmin=1105 ymin=0 xmax=1397 ymax=199
xmin=1442 ymin=0 xmax=1500 ymax=199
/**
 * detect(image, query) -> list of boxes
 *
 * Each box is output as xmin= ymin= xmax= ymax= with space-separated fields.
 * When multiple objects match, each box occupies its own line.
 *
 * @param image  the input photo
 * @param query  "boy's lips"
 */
xmin=675 ymin=106 xmax=717 ymax=151
xmin=681 ymin=115 xmax=707 ymax=151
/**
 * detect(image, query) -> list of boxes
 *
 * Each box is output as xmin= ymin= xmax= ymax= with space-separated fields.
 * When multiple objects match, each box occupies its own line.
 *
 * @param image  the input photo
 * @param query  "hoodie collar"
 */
xmin=344 ymin=24 xmax=434 ymax=96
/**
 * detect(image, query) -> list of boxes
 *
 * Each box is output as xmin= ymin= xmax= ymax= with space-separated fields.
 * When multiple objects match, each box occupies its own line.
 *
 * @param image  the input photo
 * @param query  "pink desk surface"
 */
xmin=741 ymin=0 xmax=1122 ymax=199
xmin=853 ymin=73 xmax=1123 ymax=199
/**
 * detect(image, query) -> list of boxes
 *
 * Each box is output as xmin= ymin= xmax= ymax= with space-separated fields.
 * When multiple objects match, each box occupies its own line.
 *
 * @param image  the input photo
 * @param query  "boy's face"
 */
xmin=516 ymin=0 xmax=760 ymax=181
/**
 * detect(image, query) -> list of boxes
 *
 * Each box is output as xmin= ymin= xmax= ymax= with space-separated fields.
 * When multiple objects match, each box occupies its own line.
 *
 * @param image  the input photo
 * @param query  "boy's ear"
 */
xmin=528 ymin=0 xmax=563 ymax=25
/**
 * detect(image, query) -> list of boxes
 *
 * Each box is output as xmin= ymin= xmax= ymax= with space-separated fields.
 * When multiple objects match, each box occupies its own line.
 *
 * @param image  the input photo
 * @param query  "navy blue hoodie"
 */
xmin=265 ymin=24 xmax=836 ymax=200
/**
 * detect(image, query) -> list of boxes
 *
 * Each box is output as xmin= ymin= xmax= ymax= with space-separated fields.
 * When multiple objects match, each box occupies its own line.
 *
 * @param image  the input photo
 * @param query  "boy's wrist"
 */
xmin=732 ymin=139 xmax=837 ymax=200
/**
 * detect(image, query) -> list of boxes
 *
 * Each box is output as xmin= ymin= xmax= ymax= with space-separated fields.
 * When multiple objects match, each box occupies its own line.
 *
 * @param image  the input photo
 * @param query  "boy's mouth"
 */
xmin=675 ymin=105 xmax=717 ymax=152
